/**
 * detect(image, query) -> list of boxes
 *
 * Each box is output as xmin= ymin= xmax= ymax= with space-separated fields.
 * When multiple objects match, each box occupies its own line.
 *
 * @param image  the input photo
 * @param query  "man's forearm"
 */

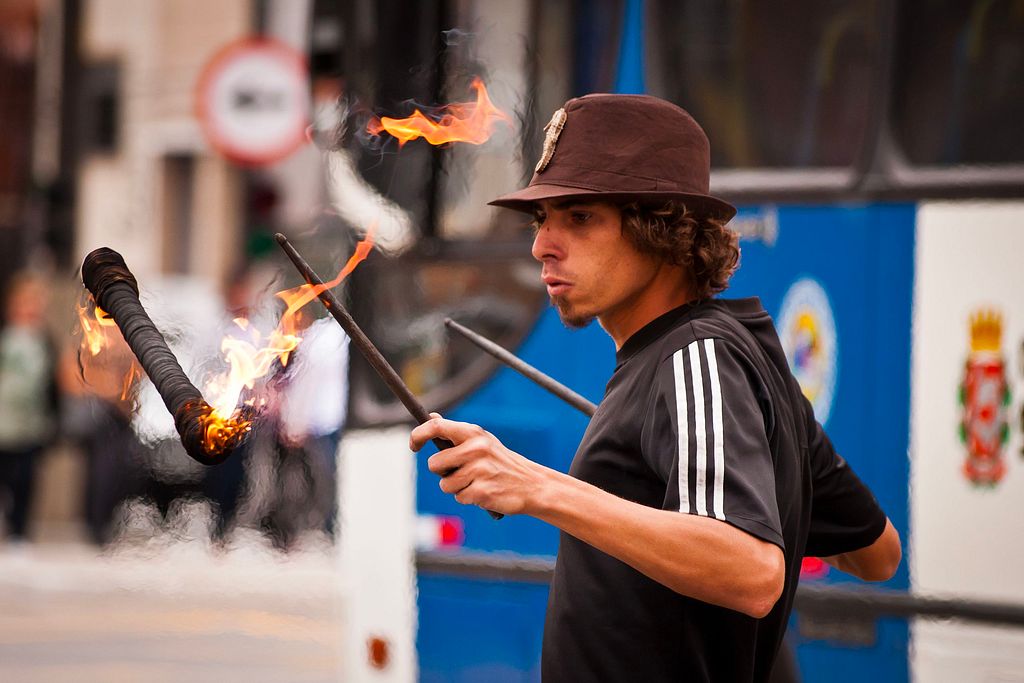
xmin=821 ymin=519 xmax=901 ymax=582
xmin=527 ymin=467 xmax=785 ymax=618
xmin=410 ymin=415 xmax=784 ymax=617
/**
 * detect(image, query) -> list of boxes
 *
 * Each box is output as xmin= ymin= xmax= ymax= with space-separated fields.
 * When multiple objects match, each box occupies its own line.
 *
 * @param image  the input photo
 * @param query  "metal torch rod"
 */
xmin=275 ymin=233 xmax=503 ymax=520
xmin=444 ymin=319 xmax=597 ymax=418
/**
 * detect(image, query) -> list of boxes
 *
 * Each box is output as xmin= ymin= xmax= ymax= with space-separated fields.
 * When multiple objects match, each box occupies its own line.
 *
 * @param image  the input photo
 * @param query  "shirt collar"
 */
xmin=614 ymin=301 xmax=699 ymax=368
xmin=613 ymin=297 xmax=765 ymax=368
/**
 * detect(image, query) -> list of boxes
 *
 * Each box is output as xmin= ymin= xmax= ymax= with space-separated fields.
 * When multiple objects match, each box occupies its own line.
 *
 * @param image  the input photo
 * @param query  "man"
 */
xmin=410 ymin=94 xmax=902 ymax=682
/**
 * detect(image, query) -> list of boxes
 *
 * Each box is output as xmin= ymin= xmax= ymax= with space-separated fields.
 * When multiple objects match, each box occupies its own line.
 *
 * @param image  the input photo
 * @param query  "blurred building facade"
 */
xmin=0 ymin=0 xmax=335 ymax=541
xmin=0 ymin=0 xmax=331 ymax=290
xmin=74 ymin=0 xmax=252 ymax=286
xmin=74 ymin=0 xmax=333 ymax=288
xmin=0 ymin=0 xmax=58 ymax=283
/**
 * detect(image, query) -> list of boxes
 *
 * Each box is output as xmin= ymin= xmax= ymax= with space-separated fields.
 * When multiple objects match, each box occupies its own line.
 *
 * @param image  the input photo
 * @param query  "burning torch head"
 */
xmin=81 ymin=247 xmax=250 ymax=466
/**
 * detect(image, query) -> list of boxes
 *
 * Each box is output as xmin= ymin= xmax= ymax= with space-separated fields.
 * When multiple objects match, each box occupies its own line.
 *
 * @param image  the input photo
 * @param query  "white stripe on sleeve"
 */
xmin=704 ymin=338 xmax=726 ymax=521
xmin=687 ymin=341 xmax=708 ymax=517
xmin=672 ymin=349 xmax=689 ymax=514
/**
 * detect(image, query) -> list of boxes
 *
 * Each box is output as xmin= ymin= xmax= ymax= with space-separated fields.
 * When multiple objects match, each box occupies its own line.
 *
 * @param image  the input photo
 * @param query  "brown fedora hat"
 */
xmin=490 ymin=93 xmax=736 ymax=221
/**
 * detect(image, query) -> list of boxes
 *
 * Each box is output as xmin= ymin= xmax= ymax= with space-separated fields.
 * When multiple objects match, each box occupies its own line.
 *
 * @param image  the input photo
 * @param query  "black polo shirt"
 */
xmin=542 ymin=298 xmax=888 ymax=682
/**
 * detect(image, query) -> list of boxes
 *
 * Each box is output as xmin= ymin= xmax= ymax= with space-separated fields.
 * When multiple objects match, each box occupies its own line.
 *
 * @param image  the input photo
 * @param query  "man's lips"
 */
xmin=542 ymin=275 xmax=572 ymax=296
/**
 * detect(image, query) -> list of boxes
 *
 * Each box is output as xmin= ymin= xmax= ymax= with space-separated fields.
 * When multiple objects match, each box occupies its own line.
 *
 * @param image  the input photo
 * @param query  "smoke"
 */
xmin=442 ymin=28 xmax=472 ymax=46
xmin=513 ymin=30 xmax=541 ymax=180
xmin=322 ymin=145 xmax=416 ymax=256
xmin=305 ymin=21 xmax=540 ymax=249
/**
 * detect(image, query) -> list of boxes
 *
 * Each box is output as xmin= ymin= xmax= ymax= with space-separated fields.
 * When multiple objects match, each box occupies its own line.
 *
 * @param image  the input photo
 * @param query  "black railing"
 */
xmin=417 ymin=550 xmax=1024 ymax=628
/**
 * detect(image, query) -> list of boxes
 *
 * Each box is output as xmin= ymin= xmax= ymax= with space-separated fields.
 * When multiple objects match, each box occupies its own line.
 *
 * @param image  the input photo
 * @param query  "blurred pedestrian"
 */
xmin=264 ymin=311 xmax=348 ymax=546
xmin=202 ymin=265 xmax=259 ymax=541
xmin=281 ymin=313 xmax=349 ymax=536
xmin=59 ymin=319 xmax=141 ymax=545
xmin=0 ymin=272 xmax=60 ymax=542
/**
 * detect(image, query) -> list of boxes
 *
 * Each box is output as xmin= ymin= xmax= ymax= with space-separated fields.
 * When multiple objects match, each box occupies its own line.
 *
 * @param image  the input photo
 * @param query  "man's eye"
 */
xmin=571 ymin=212 xmax=591 ymax=224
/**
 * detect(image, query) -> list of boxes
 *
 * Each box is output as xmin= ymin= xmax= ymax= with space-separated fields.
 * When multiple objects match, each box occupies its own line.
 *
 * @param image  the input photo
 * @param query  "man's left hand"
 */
xmin=410 ymin=414 xmax=548 ymax=516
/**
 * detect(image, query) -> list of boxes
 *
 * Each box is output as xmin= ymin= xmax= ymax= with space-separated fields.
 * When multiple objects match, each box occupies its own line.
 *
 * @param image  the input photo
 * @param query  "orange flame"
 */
xmin=367 ymin=77 xmax=512 ymax=146
xmin=76 ymin=227 xmax=376 ymax=455
xmin=77 ymin=304 xmax=118 ymax=357
xmin=75 ymin=301 xmax=144 ymax=407
xmin=199 ymin=224 xmax=376 ymax=451
xmin=121 ymin=364 xmax=141 ymax=401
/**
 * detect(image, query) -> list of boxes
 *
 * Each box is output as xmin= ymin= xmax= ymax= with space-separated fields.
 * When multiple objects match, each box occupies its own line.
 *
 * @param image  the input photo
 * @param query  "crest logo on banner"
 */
xmin=959 ymin=310 xmax=1012 ymax=487
xmin=777 ymin=277 xmax=838 ymax=426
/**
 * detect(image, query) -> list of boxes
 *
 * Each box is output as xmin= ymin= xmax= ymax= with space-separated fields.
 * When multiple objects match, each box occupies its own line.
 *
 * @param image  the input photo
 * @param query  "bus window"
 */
xmin=570 ymin=0 xmax=627 ymax=96
xmin=892 ymin=0 xmax=1024 ymax=166
xmin=645 ymin=0 xmax=881 ymax=170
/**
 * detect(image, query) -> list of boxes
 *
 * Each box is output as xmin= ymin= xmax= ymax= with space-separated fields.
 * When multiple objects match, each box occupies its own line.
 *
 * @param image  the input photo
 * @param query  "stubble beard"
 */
xmin=551 ymin=293 xmax=595 ymax=330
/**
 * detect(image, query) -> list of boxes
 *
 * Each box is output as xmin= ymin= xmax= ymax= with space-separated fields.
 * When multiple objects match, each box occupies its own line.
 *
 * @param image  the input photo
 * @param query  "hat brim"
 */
xmin=488 ymin=183 xmax=737 ymax=222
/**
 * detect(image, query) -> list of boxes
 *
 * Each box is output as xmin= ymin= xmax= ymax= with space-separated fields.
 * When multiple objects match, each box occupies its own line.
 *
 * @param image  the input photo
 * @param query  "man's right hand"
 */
xmin=410 ymin=414 xmax=551 ymax=517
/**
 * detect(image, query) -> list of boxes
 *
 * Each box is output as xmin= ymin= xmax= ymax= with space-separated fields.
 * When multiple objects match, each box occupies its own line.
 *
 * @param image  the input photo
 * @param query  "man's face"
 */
xmin=5 ymin=280 xmax=47 ymax=329
xmin=531 ymin=199 xmax=661 ymax=329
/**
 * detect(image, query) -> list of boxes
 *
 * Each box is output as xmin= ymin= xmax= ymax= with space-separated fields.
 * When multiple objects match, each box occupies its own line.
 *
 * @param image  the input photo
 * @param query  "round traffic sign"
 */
xmin=196 ymin=37 xmax=310 ymax=166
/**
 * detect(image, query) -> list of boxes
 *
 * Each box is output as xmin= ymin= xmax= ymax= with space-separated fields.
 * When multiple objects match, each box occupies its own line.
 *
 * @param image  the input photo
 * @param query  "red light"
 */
xmin=800 ymin=557 xmax=829 ymax=580
xmin=439 ymin=516 xmax=465 ymax=547
xmin=366 ymin=635 xmax=390 ymax=669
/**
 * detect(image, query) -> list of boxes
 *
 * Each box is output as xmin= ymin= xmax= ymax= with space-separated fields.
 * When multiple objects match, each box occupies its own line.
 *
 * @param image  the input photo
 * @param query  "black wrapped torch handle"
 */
xmin=81 ymin=247 xmax=242 ymax=466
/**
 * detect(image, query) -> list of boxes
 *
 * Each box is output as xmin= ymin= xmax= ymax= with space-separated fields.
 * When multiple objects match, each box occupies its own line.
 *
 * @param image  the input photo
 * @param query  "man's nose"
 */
xmin=531 ymin=224 xmax=563 ymax=263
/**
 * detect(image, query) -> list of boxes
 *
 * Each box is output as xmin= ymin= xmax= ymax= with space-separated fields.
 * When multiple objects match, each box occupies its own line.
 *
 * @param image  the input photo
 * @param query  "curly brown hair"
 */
xmin=620 ymin=201 xmax=740 ymax=302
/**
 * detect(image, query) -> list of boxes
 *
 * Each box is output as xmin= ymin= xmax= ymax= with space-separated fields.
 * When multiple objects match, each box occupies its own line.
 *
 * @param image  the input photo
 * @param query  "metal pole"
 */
xmin=275 ymin=233 xmax=504 ymax=519
xmin=444 ymin=318 xmax=598 ymax=417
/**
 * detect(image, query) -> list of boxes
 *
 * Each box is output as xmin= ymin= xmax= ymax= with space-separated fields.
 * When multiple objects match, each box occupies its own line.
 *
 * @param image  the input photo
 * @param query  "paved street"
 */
xmin=0 ymin=532 xmax=344 ymax=683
